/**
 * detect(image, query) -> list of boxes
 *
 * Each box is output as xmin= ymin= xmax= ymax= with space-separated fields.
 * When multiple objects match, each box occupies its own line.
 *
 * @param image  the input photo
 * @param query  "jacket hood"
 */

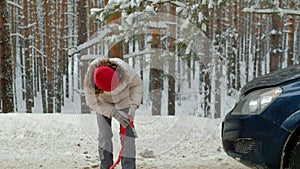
xmin=85 ymin=58 xmax=126 ymax=93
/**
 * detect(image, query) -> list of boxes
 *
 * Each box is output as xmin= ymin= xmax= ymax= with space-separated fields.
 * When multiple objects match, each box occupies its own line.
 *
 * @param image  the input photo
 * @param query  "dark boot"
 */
xmin=99 ymin=148 xmax=113 ymax=169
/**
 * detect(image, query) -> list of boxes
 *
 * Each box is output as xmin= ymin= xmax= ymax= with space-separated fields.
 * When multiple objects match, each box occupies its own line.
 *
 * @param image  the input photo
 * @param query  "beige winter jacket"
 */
xmin=84 ymin=58 xmax=143 ymax=118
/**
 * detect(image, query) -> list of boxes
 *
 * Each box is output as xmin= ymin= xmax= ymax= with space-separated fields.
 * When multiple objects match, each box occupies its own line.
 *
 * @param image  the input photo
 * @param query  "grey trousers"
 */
xmin=96 ymin=110 xmax=136 ymax=169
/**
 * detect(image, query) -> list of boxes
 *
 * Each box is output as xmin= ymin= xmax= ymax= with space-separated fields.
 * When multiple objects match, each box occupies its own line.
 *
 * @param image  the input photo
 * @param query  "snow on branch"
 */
xmin=7 ymin=1 xmax=23 ymax=10
xmin=10 ymin=33 xmax=24 ymax=39
xmin=243 ymin=7 xmax=300 ymax=16
xmin=170 ymin=1 xmax=186 ymax=7
xmin=29 ymin=46 xmax=46 ymax=57
xmin=68 ymin=28 xmax=111 ymax=56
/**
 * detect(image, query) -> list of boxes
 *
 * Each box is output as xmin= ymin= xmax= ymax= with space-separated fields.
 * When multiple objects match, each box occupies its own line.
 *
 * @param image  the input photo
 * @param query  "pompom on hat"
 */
xmin=94 ymin=66 xmax=119 ymax=92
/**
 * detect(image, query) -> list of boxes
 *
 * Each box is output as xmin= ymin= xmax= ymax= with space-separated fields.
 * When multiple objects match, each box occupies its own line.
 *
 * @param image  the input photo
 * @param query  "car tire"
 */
xmin=288 ymin=136 xmax=300 ymax=169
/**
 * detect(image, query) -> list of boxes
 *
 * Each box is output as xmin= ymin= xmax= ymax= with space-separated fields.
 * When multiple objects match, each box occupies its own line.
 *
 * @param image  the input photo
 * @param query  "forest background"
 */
xmin=0 ymin=0 xmax=299 ymax=118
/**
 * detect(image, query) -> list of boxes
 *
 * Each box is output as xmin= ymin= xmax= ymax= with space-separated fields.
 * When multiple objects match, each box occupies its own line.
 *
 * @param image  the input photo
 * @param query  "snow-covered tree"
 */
xmin=0 ymin=0 xmax=14 ymax=113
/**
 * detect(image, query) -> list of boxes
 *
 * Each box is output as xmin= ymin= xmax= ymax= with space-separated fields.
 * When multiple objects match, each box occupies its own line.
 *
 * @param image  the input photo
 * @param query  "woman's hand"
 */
xmin=112 ymin=110 xmax=130 ymax=127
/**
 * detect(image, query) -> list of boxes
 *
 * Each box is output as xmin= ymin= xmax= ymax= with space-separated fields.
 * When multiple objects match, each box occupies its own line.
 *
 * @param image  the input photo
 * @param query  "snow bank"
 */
xmin=0 ymin=114 xmax=249 ymax=169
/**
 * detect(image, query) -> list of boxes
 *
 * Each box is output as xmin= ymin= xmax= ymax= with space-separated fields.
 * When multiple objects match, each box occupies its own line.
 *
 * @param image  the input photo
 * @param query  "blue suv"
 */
xmin=222 ymin=65 xmax=300 ymax=169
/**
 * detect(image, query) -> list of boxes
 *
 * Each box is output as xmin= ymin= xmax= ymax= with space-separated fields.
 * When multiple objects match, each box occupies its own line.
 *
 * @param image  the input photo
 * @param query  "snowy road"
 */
xmin=0 ymin=114 xmax=249 ymax=169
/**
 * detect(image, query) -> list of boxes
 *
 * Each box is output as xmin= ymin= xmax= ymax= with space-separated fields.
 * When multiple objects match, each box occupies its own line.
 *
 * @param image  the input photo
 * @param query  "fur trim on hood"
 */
xmin=84 ymin=57 xmax=143 ymax=117
xmin=85 ymin=58 xmax=125 ymax=95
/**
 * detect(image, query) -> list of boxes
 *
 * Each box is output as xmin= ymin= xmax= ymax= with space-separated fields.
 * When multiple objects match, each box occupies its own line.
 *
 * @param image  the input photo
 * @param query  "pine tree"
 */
xmin=44 ymin=1 xmax=54 ymax=113
xmin=24 ymin=0 xmax=33 ymax=113
xmin=0 ymin=0 xmax=14 ymax=113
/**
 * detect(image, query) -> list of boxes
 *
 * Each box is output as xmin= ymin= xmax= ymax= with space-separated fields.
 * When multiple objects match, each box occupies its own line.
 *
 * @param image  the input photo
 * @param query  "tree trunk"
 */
xmin=168 ymin=5 xmax=176 ymax=116
xmin=44 ymin=1 xmax=53 ymax=113
xmin=288 ymin=1 xmax=295 ymax=66
xmin=235 ymin=0 xmax=242 ymax=90
xmin=227 ymin=0 xmax=236 ymax=90
xmin=68 ymin=0 xmax=78 ymax=101
xmin=254 ymin=7 xmax=263 ymax=77
xmin=202 ymin=6 xmax=215 ymax=118
xmin=24 ymin=0 xmax=33 ymax=113
xmin=213 ymin=4 xmax=221 ymax=118
xmin=104 ymin=0 xmax=122 ymax=58
xmin=150 ymin=68 xmax=163 ymax=115
xmin=78 ymin=0 xmax=90 ymax=113
xmin=55 ymin=0 xmax=62 ymax=113
xmin=77 ymin=0 xmax=88 ymax=45
xmin=270 ymin=14 xmax=282 ymax=72
xmin=148 ymin=4 xmax=164 ymax=115
xmin=296 ymin=17 xmax=300 ymax=64
xmin=10 ymin=0 xmax=18 ymax=112
xmin=270 ymin=1 xmax=283 ymax=72
xmin=0 ymin=0 xmax=14 ymax=113
xmin=61 ymin=0 xmax=68 ymax=107
xmin=28 ymin=1 xmax=36 ymax=103
xmin=88 ymin=0 xmax=97 ymax=39
xmin=34 ymin=0 xmax=47 ymax=113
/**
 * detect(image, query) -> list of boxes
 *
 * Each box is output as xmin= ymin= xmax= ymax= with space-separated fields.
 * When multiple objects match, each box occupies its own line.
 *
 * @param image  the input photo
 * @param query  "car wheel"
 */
xmin=289 ymin=136 xmax=300 ymax=169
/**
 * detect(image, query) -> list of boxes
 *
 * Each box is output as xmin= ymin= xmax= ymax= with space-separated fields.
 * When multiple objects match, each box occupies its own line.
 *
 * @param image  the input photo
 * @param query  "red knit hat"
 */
xmin=94 ymin=66 xmax=119 ymax=92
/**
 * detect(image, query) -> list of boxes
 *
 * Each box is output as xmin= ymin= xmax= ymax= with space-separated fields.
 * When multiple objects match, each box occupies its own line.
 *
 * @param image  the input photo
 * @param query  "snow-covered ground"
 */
xmin=0 ymin=113 xmax=250 ymax=169
xmin=7 ymin=70 xmax=246 ymax=168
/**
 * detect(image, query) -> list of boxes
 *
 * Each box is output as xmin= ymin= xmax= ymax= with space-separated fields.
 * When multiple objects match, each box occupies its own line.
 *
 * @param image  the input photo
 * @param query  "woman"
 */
xmin=84 ymin=57 xmax=143 ymax=169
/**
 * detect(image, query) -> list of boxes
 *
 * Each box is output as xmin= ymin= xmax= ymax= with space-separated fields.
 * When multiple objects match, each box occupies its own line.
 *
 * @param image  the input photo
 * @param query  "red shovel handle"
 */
xmin=110 ymin=125 xmax=126 ymax=169
xmin=110 ymin=116 xmax=136 ymax=169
